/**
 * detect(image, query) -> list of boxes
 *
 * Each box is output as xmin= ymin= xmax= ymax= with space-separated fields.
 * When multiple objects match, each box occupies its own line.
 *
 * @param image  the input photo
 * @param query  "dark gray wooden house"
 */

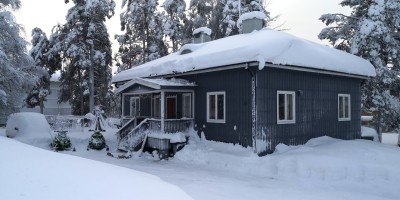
xmin=112 ymin=12 xmax=376 ymax=155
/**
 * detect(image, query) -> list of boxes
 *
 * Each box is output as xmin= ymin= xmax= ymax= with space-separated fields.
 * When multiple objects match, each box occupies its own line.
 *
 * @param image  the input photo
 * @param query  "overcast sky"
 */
xmin=14 ymin=0 xmax=350 ymax=53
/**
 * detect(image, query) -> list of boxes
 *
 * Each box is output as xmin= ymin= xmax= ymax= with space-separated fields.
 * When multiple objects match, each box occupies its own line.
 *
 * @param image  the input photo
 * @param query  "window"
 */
xmin=207 ymin=91 xmax=225 ymax=123
xmin=277 ymin=91 xmax=295 ymax=124
xmin=182 ymin=93 xmax=192 ymax=118
xmin=338 ymin=94 xmax=351 ymax=121
xmin=153 ymin=95 xmax=160 ymax=118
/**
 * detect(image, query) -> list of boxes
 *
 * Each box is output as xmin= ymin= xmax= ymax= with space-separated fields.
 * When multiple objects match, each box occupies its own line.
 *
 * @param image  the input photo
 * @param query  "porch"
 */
xmin=114 ymin=78 xmax=196 ymax=157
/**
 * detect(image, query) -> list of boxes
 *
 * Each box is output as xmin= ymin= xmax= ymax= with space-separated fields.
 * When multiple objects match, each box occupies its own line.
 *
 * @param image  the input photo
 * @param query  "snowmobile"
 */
xmin=87 ymin=106 xmax=109 ymax=151
xmin=51 ymin=130 xmax=74 ymax=151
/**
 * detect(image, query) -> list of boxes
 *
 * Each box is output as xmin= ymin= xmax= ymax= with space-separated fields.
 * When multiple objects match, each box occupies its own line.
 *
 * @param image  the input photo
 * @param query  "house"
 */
xmin=21 ymin=71 xmax=73 ymax=116
xmin=111 ymin=12 xmax=376 ymax=155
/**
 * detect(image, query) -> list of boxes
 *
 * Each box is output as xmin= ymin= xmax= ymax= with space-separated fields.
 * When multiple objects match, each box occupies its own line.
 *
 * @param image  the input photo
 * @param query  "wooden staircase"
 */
xmin=115 ymin=118 xmax=194 ymax=158
xmin=116 ymin=118 xmax=149 ymax=152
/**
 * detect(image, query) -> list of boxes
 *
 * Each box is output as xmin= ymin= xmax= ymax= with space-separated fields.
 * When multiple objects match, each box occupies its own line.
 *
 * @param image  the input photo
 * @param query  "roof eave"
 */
xmin=263 ymin=62 xmax=374 ymax=80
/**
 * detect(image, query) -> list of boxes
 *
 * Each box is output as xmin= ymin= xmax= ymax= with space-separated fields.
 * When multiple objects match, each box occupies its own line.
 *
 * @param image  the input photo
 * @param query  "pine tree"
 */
xmin=0 ymin=0 xmax=44 ymax=116
xmin=185 ymin=0 xmax=214 ymax=40
xmin=209 ymin=1 xmax=225 ymax=39
xmin=162 ymin=0 xmax=187 ymax=52
xmin=116 ymin=0 xmax=167 ymax=71
xmin=26 ymin=28 xmax=53 ymax=114
xmin=48 ymin=0 xmax=115 ymax=115
xmin=220 ymin=0 xmax=240 ymax=37
xmin=319 ymin=0 xmax=400 ymax=131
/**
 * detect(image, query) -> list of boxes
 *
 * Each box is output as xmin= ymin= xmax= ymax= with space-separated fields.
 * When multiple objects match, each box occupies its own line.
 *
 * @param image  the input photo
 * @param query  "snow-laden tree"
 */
xmin=219 ymin=0 xmax=240 ymax=37
xmin=48 ymin=0 xmax=115 ymax=115
xmin=162 ymin=0 xmax=186 ymax=52
xmin=25 ymin=76 xmax=50 ymax=114
xmin=208 ymin=1 xmax=225 ymax=39
xmin=116 ymin=0 xmax=167 ymax=71
xmin=319 ymin=0 xmax=400 ymax=131
xmin=0 ymin=0 xmax=20 ymax=9
xmin=0 ymin=0 xmax=44 ymax=116
xmin=25 ymin=28 xmax=54 ymax=114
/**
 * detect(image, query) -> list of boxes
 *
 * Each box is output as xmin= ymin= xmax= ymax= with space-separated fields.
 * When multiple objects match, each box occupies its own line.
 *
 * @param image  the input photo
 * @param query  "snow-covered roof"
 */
xmin=193 ymin=27 xmax=212 ymax=36
xmin=112 ymin=28 xmax=376 ymax=83
xmin=115 ymin=77 xmax=196 ymax=94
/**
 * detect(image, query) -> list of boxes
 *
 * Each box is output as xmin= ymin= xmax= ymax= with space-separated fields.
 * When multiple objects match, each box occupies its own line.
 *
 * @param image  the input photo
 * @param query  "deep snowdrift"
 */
xmin=176 ymin=136 xmax=400 ymax=182
xmin=0 ymin=138 xmax=193 ymax=200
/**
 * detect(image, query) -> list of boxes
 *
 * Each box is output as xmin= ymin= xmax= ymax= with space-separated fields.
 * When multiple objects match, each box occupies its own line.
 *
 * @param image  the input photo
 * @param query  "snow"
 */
xmin=115 ymin=77 xmax=196 ymax=93
xmin=237 ymin=11 xmax=266 ymax=28
xmin=361 ymin=126 xmax=379 ymax=141
xmin=142 ymin=77 xmax=196 ymax=86
xmin=5 ymin=112 xmax=53 ymax=146
xmin=193 ymin=27 xmax=212 ymax=36
xmin=381 ymin=133 xmax=399 ymax=146
xmin=361 ymin=115 xmax=374 ymax=121
xmin=148 ymin=132 xmax=186 ymax=143
xmin=50 ymin=70 xmax=61 ymax=82
xmin=0 ymin=89 xmax=6 ymax=104
xmin=112 ymin=29 xmax=376 ymax=83
xmin=0 ymin=138 xmax=193 ymax=200
xmin=1 ymin=112 xmax=399 ymax=200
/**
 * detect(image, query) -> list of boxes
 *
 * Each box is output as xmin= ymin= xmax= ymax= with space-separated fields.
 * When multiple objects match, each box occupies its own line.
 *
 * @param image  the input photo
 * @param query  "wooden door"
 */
xmin=166 ymin=97 xmax=177 ymax=119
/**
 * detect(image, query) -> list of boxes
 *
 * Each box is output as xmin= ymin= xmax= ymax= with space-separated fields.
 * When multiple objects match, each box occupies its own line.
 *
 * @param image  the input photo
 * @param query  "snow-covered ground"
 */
xmin=0 ymin=122 xmax=399 ymax=200
xmin=0 ymin=138 xmax=192 ymax=200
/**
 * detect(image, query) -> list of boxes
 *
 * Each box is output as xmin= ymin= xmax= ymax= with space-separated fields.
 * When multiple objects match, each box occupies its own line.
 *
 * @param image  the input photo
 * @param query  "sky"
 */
xmin=14 ymin=0 xmax=351 ymax=55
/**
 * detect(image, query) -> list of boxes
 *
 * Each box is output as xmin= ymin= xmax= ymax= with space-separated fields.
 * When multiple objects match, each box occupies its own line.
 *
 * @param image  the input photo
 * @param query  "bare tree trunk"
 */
xmin=40 ymin=100 xmax=44 ymax=114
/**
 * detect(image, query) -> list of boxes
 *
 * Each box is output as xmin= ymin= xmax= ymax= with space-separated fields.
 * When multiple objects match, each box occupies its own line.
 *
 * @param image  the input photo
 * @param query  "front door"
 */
xmin=166 ymin=96 xmax=177 ymax=119
xmin=130 ymin=97 xmax=140 ymax=117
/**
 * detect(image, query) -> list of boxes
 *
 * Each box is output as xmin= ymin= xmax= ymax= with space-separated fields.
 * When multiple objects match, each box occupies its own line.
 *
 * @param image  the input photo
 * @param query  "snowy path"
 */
xmin=63 ymin=132 xmax=400 ymax=200
xmin=1 ymin=127 xmax=400 ymax=200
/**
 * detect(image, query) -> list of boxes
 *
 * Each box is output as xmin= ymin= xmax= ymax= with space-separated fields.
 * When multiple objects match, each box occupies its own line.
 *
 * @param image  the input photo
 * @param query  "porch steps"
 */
xmin=116 ymin=118 xmax=150 ymax=152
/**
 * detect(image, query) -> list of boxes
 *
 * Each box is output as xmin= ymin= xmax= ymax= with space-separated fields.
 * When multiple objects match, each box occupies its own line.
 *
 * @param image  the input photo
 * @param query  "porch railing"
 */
xmin=147 ymin=118 xmax=194 ymax=133
xmin=116 ymin=117 xmax=136 ymax=142
xmin=116 ymin=118 xmax=194 ymax=151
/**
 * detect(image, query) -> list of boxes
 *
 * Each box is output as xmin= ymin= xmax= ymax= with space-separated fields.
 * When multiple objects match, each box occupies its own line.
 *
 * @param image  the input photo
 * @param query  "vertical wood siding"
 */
xmin=256 ymin=68 xmax=361 ymax=155
xmin=180 ymin=68 xmax=254 ymax=147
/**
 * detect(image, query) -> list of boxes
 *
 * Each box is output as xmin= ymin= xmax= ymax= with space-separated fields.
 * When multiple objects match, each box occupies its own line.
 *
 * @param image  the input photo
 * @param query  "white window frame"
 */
xmin=277 ymin=91 xmax=296 ymax=124
xmin=207 ymin=91 xmax=226 ymax=123
xmin=338 ymin=94 xmax=351 ymax=121
xmin=182 ymin=93 xmax=192 ymax=118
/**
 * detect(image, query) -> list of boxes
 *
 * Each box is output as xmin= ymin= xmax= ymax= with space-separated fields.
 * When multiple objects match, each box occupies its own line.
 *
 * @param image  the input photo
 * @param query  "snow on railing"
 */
xmin=46 ymin=115 xmax=85 ymax=132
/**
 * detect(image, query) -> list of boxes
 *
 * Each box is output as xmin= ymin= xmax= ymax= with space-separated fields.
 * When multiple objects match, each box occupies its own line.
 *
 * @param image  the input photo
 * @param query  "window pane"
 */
xmin=154 ymin=96 xmax=160 ymax=118
xmin=183 ymin=95 xmax=191 ymax=118
xmin=287 ymin=94 xmax=293 ymax=120
xmin=278 ymin=94 xmax=285 ymax=120
xmin=339 ymin=96 xmax=344 ymax=118
xmin=217 ymin=94 xmax=224 ymax=120
xmin=123 ymin=96 xmax=130 ymax=116
xmin=209 ymin=95 xmax=216 ymax=119
xmin=131 ymin=98 xmax=139 ymax=116
xmin=344 ymin=97 xmax=349 ymax=118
